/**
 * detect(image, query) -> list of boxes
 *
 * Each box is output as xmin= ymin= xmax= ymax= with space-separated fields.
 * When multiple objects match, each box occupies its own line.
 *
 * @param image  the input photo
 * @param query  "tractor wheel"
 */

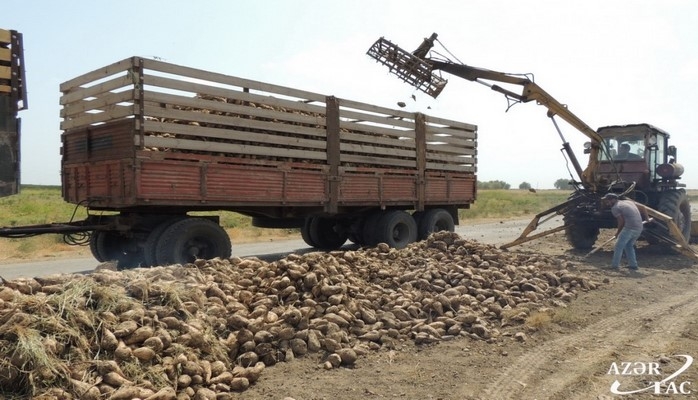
xmin=563 ymin=217 xmax=600 ymax=250
xmin=651 ymin=189 xmax=692 ymax=243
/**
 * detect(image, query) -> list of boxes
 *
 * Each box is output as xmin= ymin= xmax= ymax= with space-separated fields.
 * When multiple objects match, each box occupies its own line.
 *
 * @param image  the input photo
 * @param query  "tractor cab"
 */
xmin=591 ymin=124 xmax=683 ymax=191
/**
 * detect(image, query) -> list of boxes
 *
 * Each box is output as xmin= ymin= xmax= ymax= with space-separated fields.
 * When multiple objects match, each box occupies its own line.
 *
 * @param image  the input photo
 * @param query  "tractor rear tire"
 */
xmin=652 ymin=189 xmax=692 ymax=243
xmin=564 ymin=218 xmax=600 ymax=250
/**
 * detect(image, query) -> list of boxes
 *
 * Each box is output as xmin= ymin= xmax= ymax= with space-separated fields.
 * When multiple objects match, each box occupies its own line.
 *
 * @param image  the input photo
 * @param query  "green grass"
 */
xmin=460 ymin=189 xmax=570 ymax=220
xmin=0 ymin=186 xmax=571 ymax=228
xmin=0 ymin=185 xmax=89 ymax=226
xmin=1 ymin=185 xmax=693 ymax=260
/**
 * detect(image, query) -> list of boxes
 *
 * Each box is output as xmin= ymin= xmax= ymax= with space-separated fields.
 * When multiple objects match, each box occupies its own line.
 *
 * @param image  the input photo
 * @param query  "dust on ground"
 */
xmin=240 ymin=231 xmax=698 ymax=400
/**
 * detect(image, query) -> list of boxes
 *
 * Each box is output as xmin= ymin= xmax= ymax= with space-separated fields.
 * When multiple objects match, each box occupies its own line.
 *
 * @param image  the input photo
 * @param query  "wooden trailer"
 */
xmin=57 ymin=57 xmax=477 ymax=267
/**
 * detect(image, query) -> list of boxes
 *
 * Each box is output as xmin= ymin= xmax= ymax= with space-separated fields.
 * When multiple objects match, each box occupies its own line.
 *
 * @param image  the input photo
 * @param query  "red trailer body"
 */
xmin=56 ymin=57 xmax=478 ymax=267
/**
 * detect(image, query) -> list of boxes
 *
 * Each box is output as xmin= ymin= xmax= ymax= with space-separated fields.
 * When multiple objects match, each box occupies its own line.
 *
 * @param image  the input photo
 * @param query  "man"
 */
xmin=601 ymin=193 xmax=649 ymax=270
xmin=616 ymin=143 xmax=642 ymax=160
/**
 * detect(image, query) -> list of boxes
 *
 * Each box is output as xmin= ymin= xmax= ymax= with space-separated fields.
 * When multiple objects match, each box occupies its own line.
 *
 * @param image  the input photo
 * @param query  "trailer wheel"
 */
xmin=348 ymin=218 xmax=366 ymax=245
xmin=301 ymin=217 xmax=318 ymax=248
xmin=375 ymin=210 xmax=418 ymax=249
xmin=155 ymin=218 xmax=231 ymax=265
xmin=89 ymin=231 xmax=106 ymax=262
xmin=144 ymin=218 xmax=185 ymax=266
xmin=361 ymin=211 xmax=383 ymax=247
xmin=308 ymin=217 xmax=348 ymax=250
xmin=89 ymin=231 xmax=145 ymax=269
xmin=417 ymin=208 xmax=455 ymax=240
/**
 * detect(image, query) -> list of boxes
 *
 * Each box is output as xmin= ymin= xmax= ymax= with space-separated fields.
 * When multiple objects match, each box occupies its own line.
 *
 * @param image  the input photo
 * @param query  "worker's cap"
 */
xmin=601 ymin=193 xmax=619 ymax=200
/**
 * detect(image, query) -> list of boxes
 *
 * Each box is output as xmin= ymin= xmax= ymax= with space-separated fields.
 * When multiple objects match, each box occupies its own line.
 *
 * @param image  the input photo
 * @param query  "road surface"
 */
xmin=0 ymin=217 xmax=544 ymax=280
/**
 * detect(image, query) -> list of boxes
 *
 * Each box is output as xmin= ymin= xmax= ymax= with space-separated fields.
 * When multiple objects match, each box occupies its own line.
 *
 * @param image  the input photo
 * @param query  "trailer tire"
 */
xmin=89 ymin=231 xmax=107 ymax=262
xmin=361 ymin=211 xmax=383 ymax=247
xmin=144 ymin=217 xmax=185 ymax=266
xmin=348 ymin=218 xmax=366 ymax=245
xmin=375 ymin=210 xmax=418 ymax=249
xmin=308 ymin=217 xmax=348 ymax=250
xmin=417 ymin=208 xmax=455 ymax=240
xmin=301 ymin=217 xmax=318 ymax=248
xmin=155 ymin=218 xmax=231 ymax=265
xmin=89 ymin=231 xmax=145 ymax=269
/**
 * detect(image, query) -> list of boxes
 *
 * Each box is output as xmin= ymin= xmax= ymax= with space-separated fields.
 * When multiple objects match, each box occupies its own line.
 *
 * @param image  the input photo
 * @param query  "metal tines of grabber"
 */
xmin=366 ymin=37 xmax=448 ymax=99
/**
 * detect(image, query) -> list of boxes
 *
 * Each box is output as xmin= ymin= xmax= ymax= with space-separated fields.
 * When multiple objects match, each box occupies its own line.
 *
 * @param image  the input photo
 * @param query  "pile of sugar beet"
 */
xmin=0 ymin=232 xmax=601 ymax=399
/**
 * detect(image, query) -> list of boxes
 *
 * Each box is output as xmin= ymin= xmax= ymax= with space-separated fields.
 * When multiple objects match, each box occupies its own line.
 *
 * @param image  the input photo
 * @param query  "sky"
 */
xmin=3 ymin=0 xmax=698 ymax=189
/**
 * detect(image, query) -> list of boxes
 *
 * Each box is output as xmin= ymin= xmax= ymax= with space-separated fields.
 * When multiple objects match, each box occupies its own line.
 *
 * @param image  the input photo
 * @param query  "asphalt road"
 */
xmin=0 ymin=217 xmax=543 ymax=280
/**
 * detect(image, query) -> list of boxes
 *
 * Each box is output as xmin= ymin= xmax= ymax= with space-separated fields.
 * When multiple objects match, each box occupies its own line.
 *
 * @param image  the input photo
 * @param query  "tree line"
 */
xmin=477 ymin=178 xmax=574 ymax=190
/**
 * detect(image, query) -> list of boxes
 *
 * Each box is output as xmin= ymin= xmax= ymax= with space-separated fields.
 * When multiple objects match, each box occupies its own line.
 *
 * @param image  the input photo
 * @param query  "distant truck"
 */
xmin=2 ymin=52 xmax=478 ymax=268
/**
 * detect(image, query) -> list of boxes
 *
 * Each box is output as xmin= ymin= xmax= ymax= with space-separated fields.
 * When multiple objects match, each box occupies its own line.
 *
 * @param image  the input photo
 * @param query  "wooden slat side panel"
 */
xmin=208 ymin=168 xmax=284 ymax=201
xmin=0 ymin=48 xmax=10 ymax=63
xmin=382 ymin=175 xmax=418 ymax=202
xmin=206 ymin=165 xmax=327 ymax=203
xmin=0 ymin=29 xmax=10 ymax=44
xmin=141 ymin=106 xmax=328 ymax=145
xmin=337 ymin=174 xmax=381 ymax=203
xmin=142 ymin=58 xmax=328 ymax=103
xmin=60 ymin=57 xmax=135 ymax=92
xmin=284 ymin=170 xmax=327 ymax=203
xmin=62 ymin=161 xmax=135 ymax=207
xmin=60 ymin=75 xmax=134 ymax=106
xmin=137 ymin=161 xmax=202 ymax=200
xmin=142 ymin=135 xmax=328 ymax=161
xmin=143 ymin=75 xmax=330 ymax=118
xmin=142 ymin=91 xmax=328 ymax=132
xmin=61 ymin=119 xmax=136 ymax=163
xmin=427 ymin=124 xmax=478 ymax=140
xmin=335 ymin=100 xmax=477 ymax=171
xmin=338 ymin=172 xmax=418 ymax=205
xmin=424 ymin=173 xmax=477 ymax=204
xmin=135 ymin=159 xmax=328 ymax=206
xmin=60 ymin=105 xmax=136 ymax=131
xmin=425 ymin=114 xmax=478 ymax=132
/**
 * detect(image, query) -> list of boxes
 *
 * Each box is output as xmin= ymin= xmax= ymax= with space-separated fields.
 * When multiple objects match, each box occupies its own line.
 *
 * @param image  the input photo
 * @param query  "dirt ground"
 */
xmin=3 ymin=224 xmax=698 ymax=399
xmin=236 ymin=230 xmax=698 ymax=400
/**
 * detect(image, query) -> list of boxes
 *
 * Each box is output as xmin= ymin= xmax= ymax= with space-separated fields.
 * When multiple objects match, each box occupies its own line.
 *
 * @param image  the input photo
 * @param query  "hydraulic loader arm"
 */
xmin=427 ymin=60 xmax=604 ymax=145
xmin=367 ymin=33 xmax=606 ymax=189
